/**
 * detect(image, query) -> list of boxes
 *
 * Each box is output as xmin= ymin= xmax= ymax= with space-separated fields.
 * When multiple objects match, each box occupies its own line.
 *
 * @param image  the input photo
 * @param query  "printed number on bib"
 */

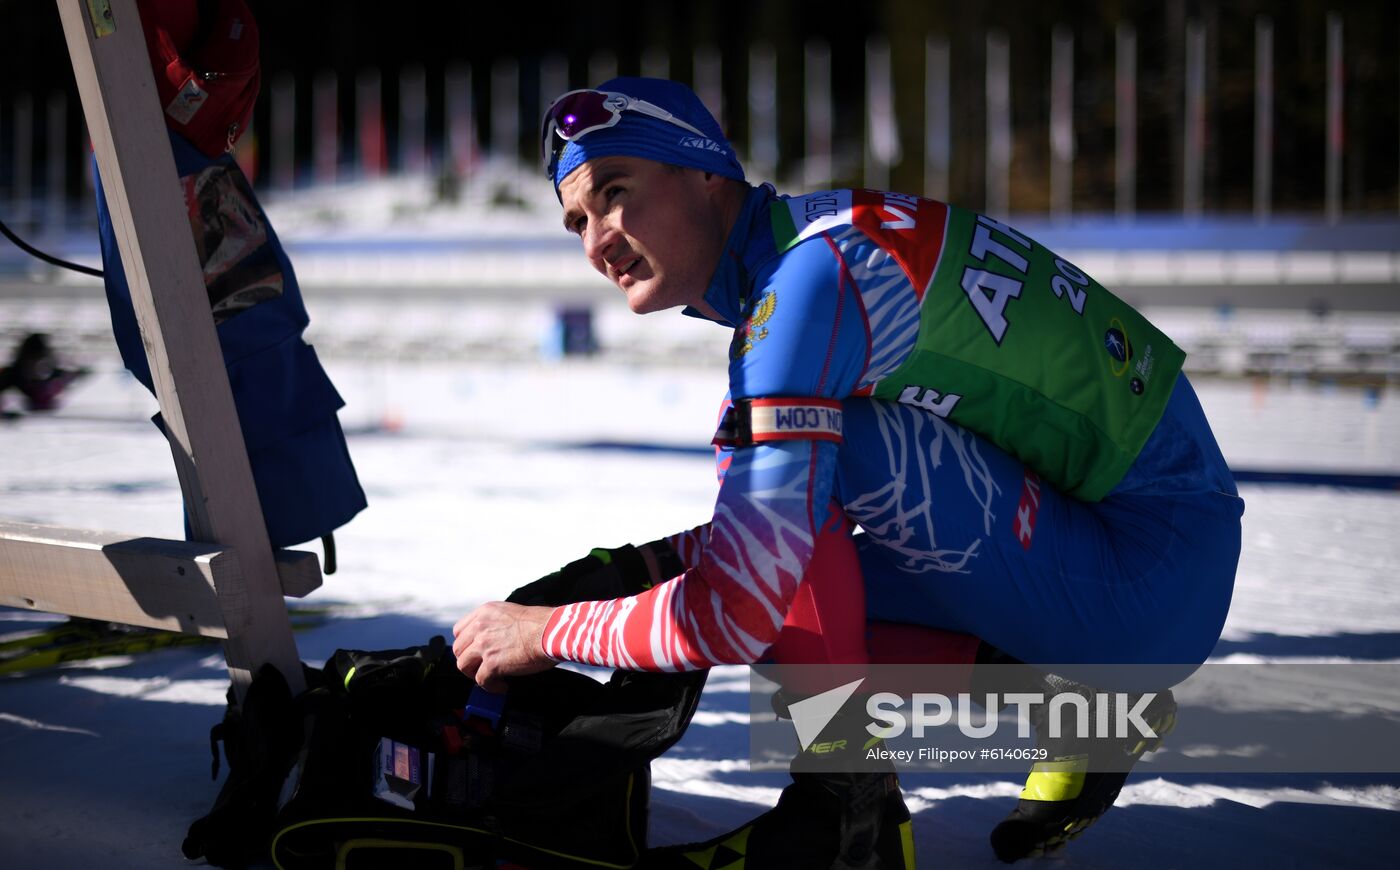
xmin=1050 ymin=257 xmax=1088 ymax=315
xmin=961 ymin=214 xmax=1090 ymax=343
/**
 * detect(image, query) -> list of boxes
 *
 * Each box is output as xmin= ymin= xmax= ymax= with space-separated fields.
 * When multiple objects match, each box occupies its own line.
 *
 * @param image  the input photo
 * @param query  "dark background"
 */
xmin=1 ymin=0 xmax=1397 ymax=216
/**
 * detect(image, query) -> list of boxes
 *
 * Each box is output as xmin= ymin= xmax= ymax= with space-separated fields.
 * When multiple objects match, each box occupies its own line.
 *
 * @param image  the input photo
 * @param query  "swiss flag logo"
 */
xmin=1014 ymin=468 xmax=1042 ymax=550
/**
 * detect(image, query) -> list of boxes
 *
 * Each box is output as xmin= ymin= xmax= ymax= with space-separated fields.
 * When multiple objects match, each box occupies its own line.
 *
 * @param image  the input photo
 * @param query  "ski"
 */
xmin=0 ymin=609 xmax=334 ymax=676
xmin=0 ymin=621 xmax=211 ymax=675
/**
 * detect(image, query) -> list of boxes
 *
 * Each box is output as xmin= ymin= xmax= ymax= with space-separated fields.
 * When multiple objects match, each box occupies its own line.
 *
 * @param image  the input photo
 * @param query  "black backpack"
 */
xmin=185 ymin=543 xmax=704 ymax=869
xmin=185 ymin=636 xmax=705 ymax=869
xmin=283 ymin=637 xmax=706 ymax=869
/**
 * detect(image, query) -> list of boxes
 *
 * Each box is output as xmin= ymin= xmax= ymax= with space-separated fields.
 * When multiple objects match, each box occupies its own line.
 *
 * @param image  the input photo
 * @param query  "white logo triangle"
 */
xmin=788 ymin=678 xmax=866 ymax=750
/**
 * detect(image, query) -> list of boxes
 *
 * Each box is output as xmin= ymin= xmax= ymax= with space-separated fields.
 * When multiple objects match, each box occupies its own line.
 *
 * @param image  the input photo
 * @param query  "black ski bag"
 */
xmin=267 ymin=638 xmax=705 ymax=869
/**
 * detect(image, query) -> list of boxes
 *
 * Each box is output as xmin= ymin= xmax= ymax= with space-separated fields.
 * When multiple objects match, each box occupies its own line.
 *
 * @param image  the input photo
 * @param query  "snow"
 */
xmin=2 ymin=343 xmax=1398 ymax=867
xmin=2 ymin=167 xmax=1399 ymax=866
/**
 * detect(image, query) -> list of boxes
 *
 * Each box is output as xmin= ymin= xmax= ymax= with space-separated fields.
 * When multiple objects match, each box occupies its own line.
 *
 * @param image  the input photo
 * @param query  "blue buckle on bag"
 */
xmin=462 ymin=686 xmax=506 ymax=732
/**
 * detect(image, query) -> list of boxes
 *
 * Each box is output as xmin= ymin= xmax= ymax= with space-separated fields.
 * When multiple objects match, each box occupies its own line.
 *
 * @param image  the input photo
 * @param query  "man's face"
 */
xmin=558 ymin=156 xmax=727 ymax=315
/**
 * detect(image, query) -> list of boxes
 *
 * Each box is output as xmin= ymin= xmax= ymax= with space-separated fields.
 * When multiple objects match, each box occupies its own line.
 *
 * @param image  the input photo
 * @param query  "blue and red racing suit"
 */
xmin=541 ymin=185 xmax=1244 ymax=673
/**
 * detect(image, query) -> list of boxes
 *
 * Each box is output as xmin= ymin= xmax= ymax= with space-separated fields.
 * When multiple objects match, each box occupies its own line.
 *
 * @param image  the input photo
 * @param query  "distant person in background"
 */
xmin=452 ymin=78 xmax=1244 ymax=866
xmin=0 ymin=333 xmax=86 ymax=413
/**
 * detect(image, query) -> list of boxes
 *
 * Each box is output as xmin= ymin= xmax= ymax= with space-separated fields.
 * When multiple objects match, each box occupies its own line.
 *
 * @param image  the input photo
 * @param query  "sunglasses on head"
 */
xmin=540 ymin=89 xmax=710 ymax=179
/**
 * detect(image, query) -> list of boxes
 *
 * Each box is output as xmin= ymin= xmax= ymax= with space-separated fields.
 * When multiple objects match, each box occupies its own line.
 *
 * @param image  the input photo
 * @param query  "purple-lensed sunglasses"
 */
xmin=540 ymin=89 xmax=709 ymax=179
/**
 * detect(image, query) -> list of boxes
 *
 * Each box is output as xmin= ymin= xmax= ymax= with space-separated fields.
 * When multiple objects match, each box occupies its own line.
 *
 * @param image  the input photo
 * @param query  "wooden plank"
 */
xmin=0 ymin=522 xmax=325 ymax=634
xmin=275 ymin=549 xmax=324 ymax=599
xmin=0 ymin=521 xmax=237 ymax=636
xmin=53 ymin=0 xmax=304 ymax=696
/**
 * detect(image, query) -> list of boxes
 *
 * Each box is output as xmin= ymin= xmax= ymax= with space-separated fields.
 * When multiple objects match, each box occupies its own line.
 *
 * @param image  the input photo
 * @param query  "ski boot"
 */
xmin=646 ymin=691 xmax=916 ymax=869
xmin=987 ymin=671 xmax=1178 ymax=862
xmin=646 ymin=763 xmax=914 ymax=869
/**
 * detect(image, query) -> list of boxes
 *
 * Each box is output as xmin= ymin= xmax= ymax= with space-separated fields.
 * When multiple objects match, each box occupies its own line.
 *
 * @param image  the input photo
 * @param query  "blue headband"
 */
xmin=551 ymin=77 xmax=746 ymax=193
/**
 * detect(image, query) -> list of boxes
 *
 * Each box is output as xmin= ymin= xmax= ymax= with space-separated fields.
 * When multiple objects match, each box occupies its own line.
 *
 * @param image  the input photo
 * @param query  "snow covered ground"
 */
xmin=2 ymin=333 xmax=1398 ymax=868
xmin=3 ymin=154 xmax=1400 ymax=863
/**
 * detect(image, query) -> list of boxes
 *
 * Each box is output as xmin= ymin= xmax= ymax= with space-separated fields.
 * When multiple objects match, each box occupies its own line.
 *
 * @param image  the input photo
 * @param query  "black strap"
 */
xmin=0 ymin=215 xmax=103 ymax=278
xmin=320 ymin=533 xmax=336 ymax=575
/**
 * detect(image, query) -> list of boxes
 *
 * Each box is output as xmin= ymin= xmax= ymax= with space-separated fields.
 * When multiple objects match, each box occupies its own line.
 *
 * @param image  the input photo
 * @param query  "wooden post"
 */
xmin=641 ymin=47 xmax=670 ymax=80
xmin=491 ymin=57 xmax=519 ymax=171
xmin=356 ymin=68 xmax=385 ymax=179
xmin=1325 ymin=13 xmax=1343 ymax=225
xmin=11 ymin=93 xmax=33 ymax=228
xmin=400 ymin=64 xmax=427 ymax=175
xmin=539 ymin=55 xmax=568 ymax=128
xmin=1183 ymin=21 xmax=1205 ymax=220
xmin=587 ymin=51 xmax=618 ymax=92
xmin=46 ymin=91 xmax=68 ymax=233
xmin=1116 ymin=24 xmax=1137 ymax=221
xmin=804 ymin=39 xmax=833 ymax=191
xmin=693 ymin=46 xmax=723 ymax=132
xmin=270 ymin=73 xmax=296 ymax=191
xmin=749 ymin=43 xmax=778 ymax=184
xmin=1254 ymin=17 xmax=1273 ymax=222
xmin=313 ymin=70 xmax=338 ymax=185
xmin=865 ymin=37 xmax=899 ymax=192
xmin=924 ymin=36 xmax=950 ymax=202
xmin=1050 ymin=27 xmax=1074 ymax=221
xmin=986 ymin=31 xmax=1011 ymax=218
xmin=54 ymin=0 xmax=303 ymax=699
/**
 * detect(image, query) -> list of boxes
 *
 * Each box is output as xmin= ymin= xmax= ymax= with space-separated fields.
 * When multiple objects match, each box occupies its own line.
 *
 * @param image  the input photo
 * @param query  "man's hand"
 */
xmin=451 ymin=602 xmax=556 ymax=692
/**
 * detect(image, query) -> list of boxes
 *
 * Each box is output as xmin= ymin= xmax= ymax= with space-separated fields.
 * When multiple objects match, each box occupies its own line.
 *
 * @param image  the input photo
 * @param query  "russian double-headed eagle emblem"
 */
xmin=730 ymin=291 xmax=777 ymax=360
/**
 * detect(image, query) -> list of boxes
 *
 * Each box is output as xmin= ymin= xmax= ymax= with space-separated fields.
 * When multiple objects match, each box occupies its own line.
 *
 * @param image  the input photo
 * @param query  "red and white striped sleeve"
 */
xmin=541 ymin=441 xmax=831 ymax=670
xmin=664 ymin=523 xmax=710 ymax=571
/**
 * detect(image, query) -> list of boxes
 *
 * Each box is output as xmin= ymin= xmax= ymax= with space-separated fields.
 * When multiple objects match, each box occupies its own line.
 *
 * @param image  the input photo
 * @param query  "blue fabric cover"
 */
xmin=95 ymin=132 xmax=366 ymax=548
